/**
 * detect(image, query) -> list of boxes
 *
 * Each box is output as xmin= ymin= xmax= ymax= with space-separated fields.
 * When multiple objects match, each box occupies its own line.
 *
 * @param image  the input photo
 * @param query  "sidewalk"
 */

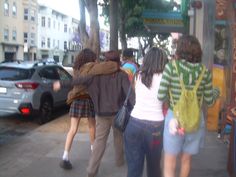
xmin=0 ymin=114 xmax=230 ymax=177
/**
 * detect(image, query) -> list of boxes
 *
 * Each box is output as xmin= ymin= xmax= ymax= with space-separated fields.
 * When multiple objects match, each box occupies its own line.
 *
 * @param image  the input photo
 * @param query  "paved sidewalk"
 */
xmin=0 ymin=115 xmax=230 ymax=177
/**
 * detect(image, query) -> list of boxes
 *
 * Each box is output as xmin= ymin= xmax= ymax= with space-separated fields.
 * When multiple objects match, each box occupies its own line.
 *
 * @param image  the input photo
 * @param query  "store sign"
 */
xmin=216 ymin=0 xmax=227 ymax=20
xmin=142 ymin=11 xmax=185 ymax=33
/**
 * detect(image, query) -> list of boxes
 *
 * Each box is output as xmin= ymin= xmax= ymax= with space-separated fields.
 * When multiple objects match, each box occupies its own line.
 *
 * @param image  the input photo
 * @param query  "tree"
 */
xmin=73 ymin=27 xmax=107 ymax=51
xmin=109 ymin=0 xmax=118 ymax=50
xmin=100 ymin=0 xmax=175 ymax=55
xmin=78 ymin=0 xmax=100 ymax=56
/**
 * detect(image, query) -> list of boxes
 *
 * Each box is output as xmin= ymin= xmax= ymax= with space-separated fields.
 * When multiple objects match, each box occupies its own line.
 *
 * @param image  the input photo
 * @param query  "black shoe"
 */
xmin=60 ymin=160 xmax=72 ymax=170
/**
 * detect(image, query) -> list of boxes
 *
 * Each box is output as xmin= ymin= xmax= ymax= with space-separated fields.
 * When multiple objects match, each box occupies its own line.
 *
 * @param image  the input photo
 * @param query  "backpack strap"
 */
xmin=173 ymin=61 xmax=185 ymax=90
xmin=193 ymin=65 xmax=206 ymax=91
xmin=169 ymin=61 xmax=183 ymax=106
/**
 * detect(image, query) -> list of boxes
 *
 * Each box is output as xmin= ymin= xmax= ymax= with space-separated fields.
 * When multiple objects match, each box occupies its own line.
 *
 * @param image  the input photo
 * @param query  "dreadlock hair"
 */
xmin=73 ymin=48 xmax=96 ymax=70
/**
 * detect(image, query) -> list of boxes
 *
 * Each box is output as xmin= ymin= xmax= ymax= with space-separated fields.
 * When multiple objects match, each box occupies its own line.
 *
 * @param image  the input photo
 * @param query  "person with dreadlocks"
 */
xmin=59 ymin=48 xmax=119 ymax=170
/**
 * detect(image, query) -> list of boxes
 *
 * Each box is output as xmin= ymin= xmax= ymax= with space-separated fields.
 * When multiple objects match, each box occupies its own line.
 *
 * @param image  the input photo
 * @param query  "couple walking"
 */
xmin=54 ymin=35 xmax=219 ymax=177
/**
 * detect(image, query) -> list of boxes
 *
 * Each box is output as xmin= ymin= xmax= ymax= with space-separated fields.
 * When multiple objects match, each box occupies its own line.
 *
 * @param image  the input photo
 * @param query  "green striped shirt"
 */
xmin=157 ymin=60 xmax=217 ymax=109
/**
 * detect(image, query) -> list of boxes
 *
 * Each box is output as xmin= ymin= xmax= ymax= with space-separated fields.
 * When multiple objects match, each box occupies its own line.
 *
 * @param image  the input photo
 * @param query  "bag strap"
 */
xmin=123 ymin=75 xmax=135 ymax=106
xmin=193 ymin=65 xmax=206 ymax=91
xmin=169 ymin=61 xmax=179 ymax=106
xmin=173 ymin=61 xmax=185 ymax=90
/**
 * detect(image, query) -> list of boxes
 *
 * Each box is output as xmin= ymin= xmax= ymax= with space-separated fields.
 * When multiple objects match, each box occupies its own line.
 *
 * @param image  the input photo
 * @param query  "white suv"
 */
xmin=0 ymin=60 xmax=72 ymax=124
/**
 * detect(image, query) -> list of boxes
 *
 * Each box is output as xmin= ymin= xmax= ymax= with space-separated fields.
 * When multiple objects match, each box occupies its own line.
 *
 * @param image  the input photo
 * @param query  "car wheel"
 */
xmin=37 ymin=98 xmax=53 ymax=124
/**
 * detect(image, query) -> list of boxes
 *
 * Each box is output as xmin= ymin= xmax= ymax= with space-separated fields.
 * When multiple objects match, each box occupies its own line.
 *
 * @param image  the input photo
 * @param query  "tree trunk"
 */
xmin=86 ymin=0 xmax=100 ymax=57
xmin=78 ymin=0 xmax=89 ymax=47
xmin=109 ymin=0 xmax=118 ymax=50
xmin=78 ymin=0 xmax=100 ymax=57
xmin=120 ymin=20 xmax=127 ymax=50
xmin=119 ymin=1 xmax=127 ymax=51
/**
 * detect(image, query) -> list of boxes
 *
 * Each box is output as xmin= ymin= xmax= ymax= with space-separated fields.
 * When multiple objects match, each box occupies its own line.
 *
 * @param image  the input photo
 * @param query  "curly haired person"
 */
xmin=158 ymin=35 xmax=220 ymax=177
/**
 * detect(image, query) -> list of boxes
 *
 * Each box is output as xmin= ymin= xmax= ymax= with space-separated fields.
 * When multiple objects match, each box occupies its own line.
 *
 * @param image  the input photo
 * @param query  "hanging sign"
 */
xmin=142 ymin=11 xmax=185 ymax=33
xmin=216 ymin=0 xmax=227 ymax=20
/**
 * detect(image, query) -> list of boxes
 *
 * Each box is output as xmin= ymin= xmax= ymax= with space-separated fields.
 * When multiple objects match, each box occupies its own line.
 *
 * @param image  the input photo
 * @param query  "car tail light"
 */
xmin=20 ymin=107 xmax=31 ymax=115
xmin=15 ymin=82 xmax=39 ymax=90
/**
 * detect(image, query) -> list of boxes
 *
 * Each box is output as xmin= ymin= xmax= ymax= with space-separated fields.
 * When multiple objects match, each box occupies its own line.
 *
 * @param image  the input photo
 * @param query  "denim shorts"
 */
xmin=163 ymin=109 xmax=205 ymax=155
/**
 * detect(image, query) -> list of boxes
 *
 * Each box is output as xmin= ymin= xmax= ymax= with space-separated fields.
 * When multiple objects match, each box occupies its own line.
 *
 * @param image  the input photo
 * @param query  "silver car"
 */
xmin=0 ymin=60 xmax=72 ymax=124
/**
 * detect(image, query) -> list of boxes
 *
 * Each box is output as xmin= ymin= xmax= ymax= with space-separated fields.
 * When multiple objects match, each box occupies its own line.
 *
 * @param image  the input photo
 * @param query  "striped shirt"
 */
xmin=157 ymin=60 xmax=217 ymax=109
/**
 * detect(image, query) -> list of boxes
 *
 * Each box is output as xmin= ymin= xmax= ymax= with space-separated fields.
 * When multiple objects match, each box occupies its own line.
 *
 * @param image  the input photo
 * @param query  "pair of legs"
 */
xmin=163 ymin=109 xmax=205 ymax=177
xmin=63 ymin=116 xmax=96 ymax=158
xmin=87 ymin=115 xmax=124 ymax=177
xmin=124 ymin=117 xmax=164 ymax=177
xmin=163 ymin=152 xmax=191 ymax=177
xmin=61 ymin=98 xmax=96 ymax=168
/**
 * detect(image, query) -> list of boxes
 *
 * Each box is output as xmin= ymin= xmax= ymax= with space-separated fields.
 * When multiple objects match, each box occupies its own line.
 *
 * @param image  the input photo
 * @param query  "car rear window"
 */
xmin=0 ymin=67 xmax=34 ymax=81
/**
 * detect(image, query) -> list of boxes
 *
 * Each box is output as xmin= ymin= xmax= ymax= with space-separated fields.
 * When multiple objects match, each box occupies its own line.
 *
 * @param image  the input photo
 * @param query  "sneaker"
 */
xmin=60 ymin=160 xmax=72 ymax=170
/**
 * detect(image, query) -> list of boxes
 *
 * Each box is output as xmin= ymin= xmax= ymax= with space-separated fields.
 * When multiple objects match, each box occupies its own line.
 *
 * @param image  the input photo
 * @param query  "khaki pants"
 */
xmin=87 ymin=115 xmax=124 ymax=177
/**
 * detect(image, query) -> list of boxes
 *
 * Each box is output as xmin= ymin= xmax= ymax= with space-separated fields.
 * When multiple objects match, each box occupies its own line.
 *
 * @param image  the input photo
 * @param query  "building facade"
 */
xmin=1 ymin=1 xmax=106 ymax=63
xmin=37 ymin=4 xmax=78 ymax=63
xmin=22 ymin=0 xmax=38 ymax=60
xmin=0 ymin=0 xmax=24 ymax=61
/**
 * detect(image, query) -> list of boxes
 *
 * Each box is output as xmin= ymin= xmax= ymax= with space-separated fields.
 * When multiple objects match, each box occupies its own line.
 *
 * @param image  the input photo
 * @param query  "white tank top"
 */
xmin=131 ymin=73 xmax=164 ymax=121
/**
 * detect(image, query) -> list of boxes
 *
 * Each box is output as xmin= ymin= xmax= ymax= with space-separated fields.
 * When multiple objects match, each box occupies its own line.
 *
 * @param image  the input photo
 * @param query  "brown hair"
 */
xmin=104 ymin=50 xmax=120 ymax=64
xmin=73 ymin=48 xmax=96 ymax=70
xmin=175 ymin=35 xmax=202 ymax=63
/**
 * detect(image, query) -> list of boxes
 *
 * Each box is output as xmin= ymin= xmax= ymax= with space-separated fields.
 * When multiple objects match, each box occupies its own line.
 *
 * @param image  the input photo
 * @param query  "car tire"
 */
xmin=37 ymin=98 xmax=53 ymax=125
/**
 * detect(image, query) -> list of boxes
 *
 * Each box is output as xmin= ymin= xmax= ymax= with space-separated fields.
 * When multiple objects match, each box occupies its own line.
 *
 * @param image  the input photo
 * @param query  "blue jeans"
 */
xmin=124 ymin=117 xmax=164 ymax=177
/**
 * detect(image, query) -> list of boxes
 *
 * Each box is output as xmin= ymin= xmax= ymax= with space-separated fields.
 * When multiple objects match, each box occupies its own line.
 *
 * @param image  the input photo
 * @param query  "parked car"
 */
xmin=0 ymin=60 xmax=72 ymax=124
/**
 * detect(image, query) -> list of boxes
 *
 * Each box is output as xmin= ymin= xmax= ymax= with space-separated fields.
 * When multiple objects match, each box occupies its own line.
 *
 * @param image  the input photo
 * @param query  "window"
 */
xmin=69 ymin=42 xmax=71 ymax=50
xmin=64 ymin=41 xmax=67 ymax=50
xmin=48 ymin=18 xmax=51 ymax=28
xmin=41 ymin=37 xmax=45 ymax=48
xmin=47 ymin=38 xmax=50 ymax=48
xmin=58 ymin=22 xmax=60 ymax=31
xmin=73 ymin=27 xmax=76 ymax=33
xmin=53 ymin=20 xmax=56 ymax=29
xmin=24 ymin=8 xmax=28 ymax=20
xmin=53 ymin=39 xmax=55 ymax=48
xmin=30 ymin=10 xmax=35 ymax=21
xmin=12 ymin=2 xmax=17 ymax=16
xmin=64 ymin=24 xmax=67 ymax=33
xmin=0 ymin=67 xmax=34 ymax=81
xmin=39 ymin=67 xmax=59 ymax=80
xmin=41 ymin=17 xmax=45 ymax=27
xmin=12 ymin=30 xmax=17 ymax=41
xmin=31 ymin=33 xmax=35 ymax=45
xmin=4 ymin=1 xmax=9 ymax=16
xmin=56 ymin=67 xmax=72 ymax=81
xmin=57 ymin=40 xmax=59 ymax=48
xmin=24 ymin=32 xmax=28 ymax=43
xmin=4 ymin=29 xmax=9 ymax=41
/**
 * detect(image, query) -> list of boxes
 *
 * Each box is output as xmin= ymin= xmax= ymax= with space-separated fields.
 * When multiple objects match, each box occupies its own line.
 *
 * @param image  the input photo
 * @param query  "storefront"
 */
xmin=209 ymin=0 xmax=236 ymax=176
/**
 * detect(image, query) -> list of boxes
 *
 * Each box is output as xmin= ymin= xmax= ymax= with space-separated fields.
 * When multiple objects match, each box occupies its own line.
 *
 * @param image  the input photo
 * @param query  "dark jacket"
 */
xmin=66 ymin=61 xmax=118 ymax=104
xmin=62 ymin=70 xmax=135 ymax=116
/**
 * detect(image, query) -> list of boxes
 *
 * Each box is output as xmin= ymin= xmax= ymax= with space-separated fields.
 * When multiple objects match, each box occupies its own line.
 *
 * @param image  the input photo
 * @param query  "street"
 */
xmin=0 ymin=106 xmax=71 ymax=146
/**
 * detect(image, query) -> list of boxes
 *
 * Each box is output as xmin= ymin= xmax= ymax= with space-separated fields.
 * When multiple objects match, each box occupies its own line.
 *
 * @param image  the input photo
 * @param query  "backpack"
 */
xmin=170 ymin=61 xmax=206 ymax=133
